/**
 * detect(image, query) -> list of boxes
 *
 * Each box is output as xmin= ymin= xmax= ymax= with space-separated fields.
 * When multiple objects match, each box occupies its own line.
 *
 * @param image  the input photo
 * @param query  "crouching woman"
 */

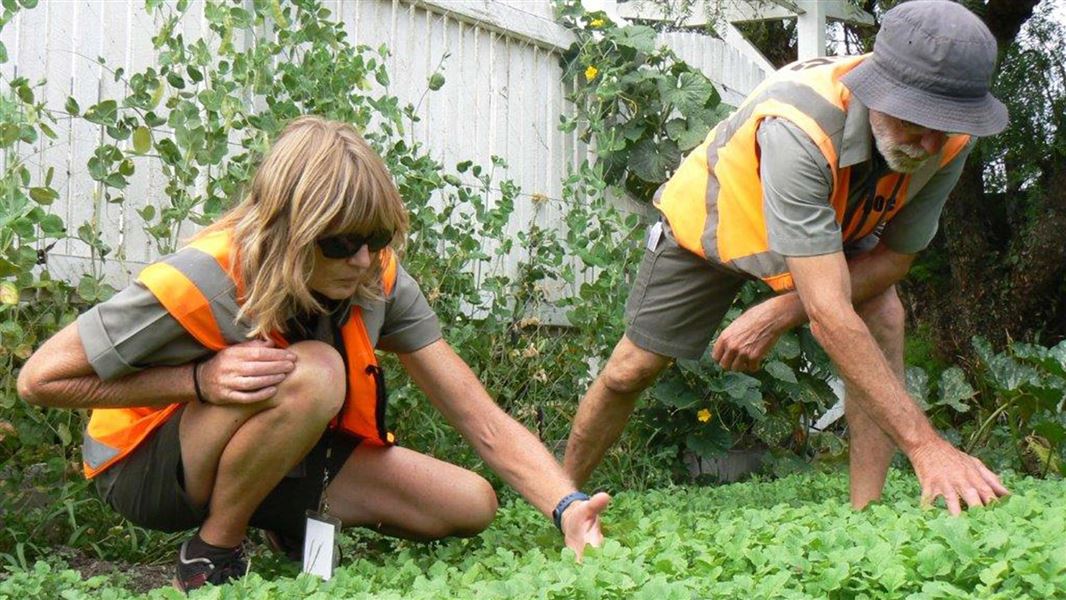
xmin=17 ymin=116 xmax=608 ymax=592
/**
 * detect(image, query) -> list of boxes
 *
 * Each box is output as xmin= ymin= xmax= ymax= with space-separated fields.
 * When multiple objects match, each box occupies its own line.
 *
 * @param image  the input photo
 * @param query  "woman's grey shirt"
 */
xmin=77 ymin=261 xmax=442 ymax=381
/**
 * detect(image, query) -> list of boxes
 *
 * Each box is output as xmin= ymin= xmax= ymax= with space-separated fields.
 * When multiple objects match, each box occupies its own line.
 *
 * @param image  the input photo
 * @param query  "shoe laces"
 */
xmin=208 ymin=540 xmax=252 ymax=585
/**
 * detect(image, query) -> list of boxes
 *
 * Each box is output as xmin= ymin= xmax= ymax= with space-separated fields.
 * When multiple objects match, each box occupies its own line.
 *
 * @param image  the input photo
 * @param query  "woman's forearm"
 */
xmin=466 ymin=406 xmax=575 ymax=517
xmin=17 ymin=321 xmax=196 ymax=409
xmin=21 ymin=364 xmax=196 ymax=409
xmin=399 ymin=340 xmax=578 ymax=517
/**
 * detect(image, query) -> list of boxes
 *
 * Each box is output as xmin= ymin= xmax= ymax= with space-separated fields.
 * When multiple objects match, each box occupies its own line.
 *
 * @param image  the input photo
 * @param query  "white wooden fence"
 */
xmin=2 ymin=0 xmax=771 ymax=289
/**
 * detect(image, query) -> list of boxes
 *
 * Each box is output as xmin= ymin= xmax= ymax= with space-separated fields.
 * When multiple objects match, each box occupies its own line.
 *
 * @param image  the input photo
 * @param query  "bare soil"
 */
xmin=55 ymin=546 xmax=173 ymax=595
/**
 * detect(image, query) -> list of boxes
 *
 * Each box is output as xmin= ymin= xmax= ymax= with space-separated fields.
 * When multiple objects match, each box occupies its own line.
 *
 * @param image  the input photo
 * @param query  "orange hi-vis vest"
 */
xmin=655 ymin=54 xmax=972 ymax=292
xmin=82 ymin=230 xmax=398 ymax=479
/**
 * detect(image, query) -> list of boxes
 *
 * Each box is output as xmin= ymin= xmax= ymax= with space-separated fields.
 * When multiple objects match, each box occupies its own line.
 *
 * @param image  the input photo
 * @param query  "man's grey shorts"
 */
xmin=624 ymin=223 xmax=748 ymax=360
xmin=625 ymin=223 xmax=881 ymax=360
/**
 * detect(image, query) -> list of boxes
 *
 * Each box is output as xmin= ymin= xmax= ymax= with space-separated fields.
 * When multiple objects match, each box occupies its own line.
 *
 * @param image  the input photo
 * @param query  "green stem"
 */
xmin=965 ymin=393 xmax=1025 ymax=453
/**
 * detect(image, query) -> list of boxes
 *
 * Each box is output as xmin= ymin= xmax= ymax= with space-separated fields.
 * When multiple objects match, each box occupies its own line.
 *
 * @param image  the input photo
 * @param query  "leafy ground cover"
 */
xmin=1 ymin=469 xmax=1063 ymax=599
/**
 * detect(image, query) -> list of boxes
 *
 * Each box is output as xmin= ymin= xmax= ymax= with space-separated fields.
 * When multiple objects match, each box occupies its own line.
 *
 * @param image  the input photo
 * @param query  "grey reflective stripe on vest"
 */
xmin=162 ymin=248 xmax=252 ymax=344
xmin=82 ymin=429 xmax=120 ymax=469
xmin=731 ymin=248 xmax=789 ymax=280
xmin=699 ymin=80 xmax=846 ymax=281
xmin=652 ymin=182 xmax=667 ymax=207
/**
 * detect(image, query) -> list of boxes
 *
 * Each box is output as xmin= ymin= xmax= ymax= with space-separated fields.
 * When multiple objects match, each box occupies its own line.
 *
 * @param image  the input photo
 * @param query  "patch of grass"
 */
xmin=3 ymin=470 xmax=1063 ymax=599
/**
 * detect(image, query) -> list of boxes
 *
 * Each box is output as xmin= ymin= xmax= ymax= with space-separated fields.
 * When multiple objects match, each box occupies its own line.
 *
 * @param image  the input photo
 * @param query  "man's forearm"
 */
xmin=785 ymin=252 xmax=938 ymax=455
xmin=810 ymin=308 xmax=938 ymax=454
xmin=768 ymin=245 xmax=913 ymax=330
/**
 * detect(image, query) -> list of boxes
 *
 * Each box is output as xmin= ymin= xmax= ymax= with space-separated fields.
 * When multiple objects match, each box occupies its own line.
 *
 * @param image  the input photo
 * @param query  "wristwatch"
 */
xmin=552 ymin=491 xmax=590 ymax=530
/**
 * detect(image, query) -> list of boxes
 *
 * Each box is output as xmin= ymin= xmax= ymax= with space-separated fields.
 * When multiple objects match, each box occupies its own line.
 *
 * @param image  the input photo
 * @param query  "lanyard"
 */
xmin=317 ymin=317 xmax=350 ymax=516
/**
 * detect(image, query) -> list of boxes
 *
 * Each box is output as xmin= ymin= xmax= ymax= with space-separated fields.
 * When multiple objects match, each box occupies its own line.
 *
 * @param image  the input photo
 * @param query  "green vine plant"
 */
xmin=555 ymin=1 xmax=731 ymax=202
xmin=0 ymin=0 xmax=86 ymax=464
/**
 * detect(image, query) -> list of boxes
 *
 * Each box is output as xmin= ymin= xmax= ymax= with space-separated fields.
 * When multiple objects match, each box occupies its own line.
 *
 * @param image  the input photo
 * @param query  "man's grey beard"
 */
xmin=870 ymin=119 xmax=934 ymax=173
xmin=877 ymin=139 xmax=933 ymax=173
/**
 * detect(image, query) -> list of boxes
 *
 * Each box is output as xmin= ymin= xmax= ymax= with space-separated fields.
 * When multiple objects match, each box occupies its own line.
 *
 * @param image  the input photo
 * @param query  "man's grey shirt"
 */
xmin=757 ymin=98 xmax=974 ymax=258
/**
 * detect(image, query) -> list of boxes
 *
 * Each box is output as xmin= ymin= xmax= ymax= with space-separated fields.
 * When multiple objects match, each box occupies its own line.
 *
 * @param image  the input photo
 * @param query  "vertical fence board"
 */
xmin=120 ymin=5 xmax=160 ymax=266
xmin=93 ymin=1 xmax=132 ymax=269
xmin=0 ymin=10 xmax=19 ymax=81
xmin=41 ymin=1 xmax=78 ymax=259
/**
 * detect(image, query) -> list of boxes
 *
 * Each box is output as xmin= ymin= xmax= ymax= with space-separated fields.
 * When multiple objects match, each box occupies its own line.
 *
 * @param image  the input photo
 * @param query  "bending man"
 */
xmin=564 ymin=0 xmax=1009 ymax=514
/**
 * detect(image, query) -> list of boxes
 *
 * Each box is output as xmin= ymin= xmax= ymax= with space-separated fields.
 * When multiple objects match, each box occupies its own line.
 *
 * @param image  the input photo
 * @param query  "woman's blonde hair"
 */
xmin=195 ymin=115 xmax=409 ymax=338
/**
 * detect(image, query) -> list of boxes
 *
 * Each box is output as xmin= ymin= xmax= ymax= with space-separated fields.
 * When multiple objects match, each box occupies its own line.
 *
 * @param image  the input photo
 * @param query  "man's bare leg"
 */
xmin=178 ymin=341 xmax=346 ymax=546
xmin=563 ymin=335 xmax=671 ymax=488
xmin=846 ymin=286 xmax=906 ymax=508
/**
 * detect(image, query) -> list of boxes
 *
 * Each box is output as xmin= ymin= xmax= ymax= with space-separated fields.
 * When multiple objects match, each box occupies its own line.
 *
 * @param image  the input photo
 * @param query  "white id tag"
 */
xmin=303 ymin=512 xmax=341 ymax=580
xmin=646 ymin=221 xmax=664 ymax=251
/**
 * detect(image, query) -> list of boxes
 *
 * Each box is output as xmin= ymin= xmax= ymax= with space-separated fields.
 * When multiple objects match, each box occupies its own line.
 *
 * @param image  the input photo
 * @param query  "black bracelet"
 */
xmin=191 ymin=361 xmax=208 ymax=404
xmin=552 ymin=491 xmax=590 ymax=531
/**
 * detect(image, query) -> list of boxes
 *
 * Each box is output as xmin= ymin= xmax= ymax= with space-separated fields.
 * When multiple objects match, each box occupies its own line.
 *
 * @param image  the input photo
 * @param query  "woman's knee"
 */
xmin=268 ymin=340 xmax=346 ymax=421
xmin=446 ymin=474 xmax=498 ymax=538
xmin=418 ymin=473 xmax=498 ymax=540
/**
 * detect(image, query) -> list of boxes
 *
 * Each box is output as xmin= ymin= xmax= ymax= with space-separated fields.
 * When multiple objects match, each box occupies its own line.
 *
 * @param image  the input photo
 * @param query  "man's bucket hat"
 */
xmin=840 ymin=0 xmax=1008 ymax=136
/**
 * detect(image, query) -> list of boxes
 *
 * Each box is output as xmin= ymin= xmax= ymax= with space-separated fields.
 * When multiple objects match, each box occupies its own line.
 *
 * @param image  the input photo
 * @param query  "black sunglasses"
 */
xmin=316 ymin=230 xmax=393 ymax=259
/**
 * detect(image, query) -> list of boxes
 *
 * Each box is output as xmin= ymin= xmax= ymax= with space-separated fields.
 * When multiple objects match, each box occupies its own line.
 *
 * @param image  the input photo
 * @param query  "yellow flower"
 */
xmin=516 ymin=316 xmax=542 ymax=329
xmin=590 ymin=18 xmax=605 ymax=28
xmin=585 ymin=65 xmax=599 ymax=82
xmin=0 ymin=281 xmax=17 ymax=305
xmin=697 ymin=409 xmax=712 ymax=423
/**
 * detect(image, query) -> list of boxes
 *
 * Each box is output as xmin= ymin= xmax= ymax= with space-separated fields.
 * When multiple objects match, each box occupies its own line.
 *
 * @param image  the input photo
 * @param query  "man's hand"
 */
xmin=197 ymin=339 xmax=297 ymax=405
xmin=712 ymin=300 xmax=787 ymax=372
xmin=908 ymin=438 xmax=1009 ymax=515
xmin=560 ymin=492 xmax=611 ymax=561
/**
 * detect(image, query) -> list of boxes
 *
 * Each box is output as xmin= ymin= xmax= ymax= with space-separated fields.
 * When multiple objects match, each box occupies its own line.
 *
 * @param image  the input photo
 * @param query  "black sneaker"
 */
xmin=173 ymin=537 xmax=250 ymax=593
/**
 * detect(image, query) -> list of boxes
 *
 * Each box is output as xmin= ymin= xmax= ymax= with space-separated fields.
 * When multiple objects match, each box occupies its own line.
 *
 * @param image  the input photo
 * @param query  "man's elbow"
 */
xmin=807 ymin=303 xmax=866 ymax=351
xmin=807 ymin=309 xmax=832 ymax=345
xmin=803 ymin=293 xmax=851 ymax=336
xmin=16 ymin=359 xmax=46 ymax=406
xmin=16 ymin=353 xmax=64 ymax=407
xmin=804 ymin=298 xmax=837 ymax=334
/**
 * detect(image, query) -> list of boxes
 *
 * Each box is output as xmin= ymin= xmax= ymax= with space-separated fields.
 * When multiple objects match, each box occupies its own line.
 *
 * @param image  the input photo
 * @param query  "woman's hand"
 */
xmin=196 ymin=339 xmax=297 ymax=405
xmin=561 ymin=492 xmax=611 ymax=561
